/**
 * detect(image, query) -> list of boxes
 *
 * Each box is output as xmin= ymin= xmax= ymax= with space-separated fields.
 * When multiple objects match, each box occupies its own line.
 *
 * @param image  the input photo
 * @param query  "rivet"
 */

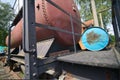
xmin=33 ymin=55 xmax=35 ymax=57
xmin=32 ymin=44 xmax=34 ymax=47
xmin=33 ymin=73 xmax=37 ymax=77
xmin=26 ymin=72 xmax=29 ymax=75
xmin=26 ymin=64 xmax=29 ymax=67
xmin=32 ymin=49 xmax=36 ymax=52
xmin=33 ymin=62 xmax=36 ymax=66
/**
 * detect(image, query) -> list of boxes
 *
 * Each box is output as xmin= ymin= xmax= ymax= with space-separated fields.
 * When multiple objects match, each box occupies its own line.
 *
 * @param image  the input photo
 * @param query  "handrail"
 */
xmin=12 ymin=0 xmax=22 ymax=15
xmin=12 ymin=0 xmax=17 ymax=9
xmin=46 ymin=0 xmax=87 ymax=27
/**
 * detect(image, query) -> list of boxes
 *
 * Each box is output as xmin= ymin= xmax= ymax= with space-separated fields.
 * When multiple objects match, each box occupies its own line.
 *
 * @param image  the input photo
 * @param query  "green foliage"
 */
xmin=0 ymin=28 xmax=8 ymax=46
xmin=0 ymin=1 xmax=14 ymax=30
xmin=0 ymin=1 xmax=14 ymax=46
xmin=75 ymin=0 xmax=93 ymax=21
xmin=75 ymin=0 xmax=112 ymax=27
xmin=109 ymin=34 xmax=115 ymax=45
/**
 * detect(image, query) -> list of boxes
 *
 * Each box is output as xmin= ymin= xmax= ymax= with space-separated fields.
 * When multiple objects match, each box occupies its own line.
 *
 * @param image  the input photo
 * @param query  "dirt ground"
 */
xmin=0 ymin=57 xmax=22 ymax=79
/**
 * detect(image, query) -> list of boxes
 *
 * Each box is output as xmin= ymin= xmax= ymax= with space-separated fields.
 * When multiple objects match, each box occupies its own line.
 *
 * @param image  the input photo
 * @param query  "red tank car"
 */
xmin=6 ymin=0 xmax=82 ymax=48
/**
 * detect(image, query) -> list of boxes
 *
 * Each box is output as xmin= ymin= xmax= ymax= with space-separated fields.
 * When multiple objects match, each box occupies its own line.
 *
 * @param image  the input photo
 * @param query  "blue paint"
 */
xmin=0 ymin=46 xmax=7 ymax=54
xmin=81 ymin=27 xmax=109 ymax=51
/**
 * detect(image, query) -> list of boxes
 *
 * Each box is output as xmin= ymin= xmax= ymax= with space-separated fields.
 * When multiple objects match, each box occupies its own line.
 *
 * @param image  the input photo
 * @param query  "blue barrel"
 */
xmin=81 ymin=27 xmax=109 ymax=51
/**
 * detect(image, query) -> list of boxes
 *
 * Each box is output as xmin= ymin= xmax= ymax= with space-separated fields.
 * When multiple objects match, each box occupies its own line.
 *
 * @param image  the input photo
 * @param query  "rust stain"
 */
xmin=86 ymin=31 xmax=101 ymax=45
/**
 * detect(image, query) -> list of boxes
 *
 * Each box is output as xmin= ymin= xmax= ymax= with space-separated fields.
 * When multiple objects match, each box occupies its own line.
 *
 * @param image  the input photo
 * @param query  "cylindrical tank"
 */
xmin=81 ymin=27 xmax=109 ymax=51
xmin=6 ymin=0 xmax=81 ymax=48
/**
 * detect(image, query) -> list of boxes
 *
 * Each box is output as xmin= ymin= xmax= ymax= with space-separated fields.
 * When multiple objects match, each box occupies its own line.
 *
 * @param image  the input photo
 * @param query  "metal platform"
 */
xmin=57 ymin=48 xmax=120 ymax=69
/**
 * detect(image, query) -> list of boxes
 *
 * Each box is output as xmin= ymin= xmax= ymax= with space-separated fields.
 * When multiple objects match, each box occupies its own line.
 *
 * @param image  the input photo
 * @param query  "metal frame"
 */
xmin=22 ymin=0 xmax=82 ymax=79
xmin=23 ymin=0 xmax=38 ymax=79
xmin=7 ymin=25 xmax=13 ymax=65
xmin=22 ymin=0 xmax=120 ymax=79
xmin=6 ymin=0 xmax=120 ymax=79
xmin=112 ymin=4 xmax=120 ymax=79
xmin=112 ymin=0 xmax=120 ymax=50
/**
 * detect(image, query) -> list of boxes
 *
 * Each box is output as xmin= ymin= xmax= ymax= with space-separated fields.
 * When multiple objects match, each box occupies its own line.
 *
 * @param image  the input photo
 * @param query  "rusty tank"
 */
xmin=6 ymin=0 xmax=82 ymax=48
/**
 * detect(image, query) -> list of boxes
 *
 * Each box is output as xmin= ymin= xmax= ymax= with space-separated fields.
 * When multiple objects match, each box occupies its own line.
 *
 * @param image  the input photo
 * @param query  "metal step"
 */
xmin=57 ymin=48 xmax=120 ymax=69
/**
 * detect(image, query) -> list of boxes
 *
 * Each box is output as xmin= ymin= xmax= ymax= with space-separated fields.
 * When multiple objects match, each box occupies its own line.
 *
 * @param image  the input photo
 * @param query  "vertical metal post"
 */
xmin=23 ymin=0 xmax=38 ymax=79
xmin=91 ymin=0 xmax=99 ymax=26
xmin=70 ymin=14 xmax=76 ymax=53
xmin=112 ymin=0 xmax=120 ymax=47
xmin=7 ymin=26 xmax=12 ymax=65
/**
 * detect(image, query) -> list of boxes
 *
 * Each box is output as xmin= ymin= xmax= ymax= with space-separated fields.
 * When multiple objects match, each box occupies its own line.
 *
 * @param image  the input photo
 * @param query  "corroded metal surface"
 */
xmin=86 ymin=31 xmax=101 ymax=45
xmin=6 ymin=0 xmax=81 ymax=48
